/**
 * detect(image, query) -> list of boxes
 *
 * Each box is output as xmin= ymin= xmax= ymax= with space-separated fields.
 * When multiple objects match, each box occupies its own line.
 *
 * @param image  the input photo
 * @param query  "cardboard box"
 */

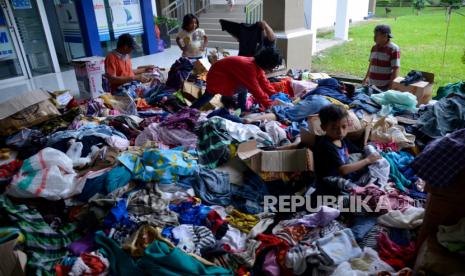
xmin=73 ymin=56 xmax=105 ymax=99
xmin=392 ymin=71 xmax=434 ymax=105
xmin=0 ymin=90 xmax=60 ymax=136
xmin=183 ymin=81 xmax=204 ymax=100
xmin=301 ymin=111 xmax=371 ymax=148
xmin=193 ymin=58 xmax=211 ymax=75
xmin=237 ymin=140 xmax=313 ymax=174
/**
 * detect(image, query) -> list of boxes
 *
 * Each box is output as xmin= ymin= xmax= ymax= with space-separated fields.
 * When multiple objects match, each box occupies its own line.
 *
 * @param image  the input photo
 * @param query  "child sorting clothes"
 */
xmin=176 ymin=14 xmax=208 ymax=59
xmin=313 ymin=104 xmax=381 ymax=196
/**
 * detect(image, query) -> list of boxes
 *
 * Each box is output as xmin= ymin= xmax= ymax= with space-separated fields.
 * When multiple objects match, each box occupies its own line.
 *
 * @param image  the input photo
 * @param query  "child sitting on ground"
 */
xmin=176 ymin=14 xmax=208 ymax=59
xmin=314 ymin=104 xmax=381 ymax=195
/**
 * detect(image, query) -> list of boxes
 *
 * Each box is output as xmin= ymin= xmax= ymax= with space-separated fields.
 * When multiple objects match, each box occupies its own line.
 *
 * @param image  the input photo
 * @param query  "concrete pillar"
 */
xmin=304 ymin=0 xmax=318 ymax=55
xmin=140 ymin=0 xmax=159 ymax=54
xmin=75 ymin=0 xmax=103 ymax=56
xmin=369 ymin=0 xmax=376 ymax=15
xmin=334 ymin=0 xmax=349 ymax=40
xmin=263 ymin=0 xmax=314 ymax=69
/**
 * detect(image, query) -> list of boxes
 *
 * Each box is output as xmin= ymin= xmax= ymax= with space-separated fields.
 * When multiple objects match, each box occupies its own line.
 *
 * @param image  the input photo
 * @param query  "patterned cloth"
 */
xmin=411 ymin=129 xmax=465 ymax=188
xmin=118 ymin=148 xmax=198 ymax=184
xmin=0 ymin=195 xmax=80 ymax=275
xmin=159 ymin=107 xmax=200 ymax=131
xmin=126 ymin=184 xmax=179 ymax=227
xmin=196 ymin=117 xmax=232 ymax=169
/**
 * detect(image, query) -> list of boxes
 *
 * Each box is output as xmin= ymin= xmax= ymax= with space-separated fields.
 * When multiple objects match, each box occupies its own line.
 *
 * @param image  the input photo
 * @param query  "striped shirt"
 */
xmin=368 ymin=42 xmax=400 ymax=89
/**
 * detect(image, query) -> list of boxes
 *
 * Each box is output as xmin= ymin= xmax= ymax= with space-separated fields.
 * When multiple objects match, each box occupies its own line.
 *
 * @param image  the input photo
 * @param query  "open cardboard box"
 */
xmin=392 ymin=71 xmax=434 ymax=106
xmin=301 ymin=111 xmax=372 ymax=148
xmin=183 ymin=81 xmax=204 ymax=101
xmin=193 ymin=58 xmax=211 ymax=75
xmin=237 ymin=140 xmax=313 ymax=175
xmin=0 ymin=90 xmax=60 ymax=136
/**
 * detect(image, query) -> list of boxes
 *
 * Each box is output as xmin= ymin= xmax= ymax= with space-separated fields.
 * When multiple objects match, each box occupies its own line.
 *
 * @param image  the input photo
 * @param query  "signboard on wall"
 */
xmin=11 ymin=0 xmax=32 ymax=10
xmin=109 ymin=0 xmax=144 ymax=38
xmin=56 ymin=2 xmax=82 ymax=43
xmin=93 ymin=0 xmax=111 ymax=41
xmin=0 ymin=26 xmax=15 ymax=60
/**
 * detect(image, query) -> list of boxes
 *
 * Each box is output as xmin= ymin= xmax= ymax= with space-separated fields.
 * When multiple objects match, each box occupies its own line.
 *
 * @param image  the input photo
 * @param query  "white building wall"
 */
xmin=305 ymin=0 xmax=369 ymax=30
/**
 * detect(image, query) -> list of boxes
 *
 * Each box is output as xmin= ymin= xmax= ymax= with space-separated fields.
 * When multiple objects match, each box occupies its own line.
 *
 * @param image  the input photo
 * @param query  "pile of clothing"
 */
xmin=0 ymin=58 xmax=464 ymax=276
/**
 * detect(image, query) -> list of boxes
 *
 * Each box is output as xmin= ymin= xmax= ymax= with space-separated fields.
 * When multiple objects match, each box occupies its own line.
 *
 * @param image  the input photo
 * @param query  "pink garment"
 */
xmin=373 ymin=142 xmax=399 ymax=152
xmin=352 ymin=184 xmax=414 ymax=213
xmin=291 ymin=80 xmax=318 ymax=98
xmin=263 ymin=250 xmax=281 ymax=276
xmin=378 ymin=190 xmax=414 ymax=212
xmin=135 ymin=123 xmax=197 ymax=148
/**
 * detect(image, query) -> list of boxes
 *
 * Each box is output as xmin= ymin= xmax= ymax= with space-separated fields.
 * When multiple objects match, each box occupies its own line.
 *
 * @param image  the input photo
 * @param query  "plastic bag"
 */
xmin=370 ymin=116 xmax=415 ymax=149
xmin=371 ymin=90 xmax=418 ymax=116
xmin=7 ymin=148 xmax=85 ymax=200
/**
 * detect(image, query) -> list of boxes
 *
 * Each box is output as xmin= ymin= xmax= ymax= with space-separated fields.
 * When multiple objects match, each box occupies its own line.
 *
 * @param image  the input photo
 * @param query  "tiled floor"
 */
xmin=0 ymin=47 xmax=238 ymax=102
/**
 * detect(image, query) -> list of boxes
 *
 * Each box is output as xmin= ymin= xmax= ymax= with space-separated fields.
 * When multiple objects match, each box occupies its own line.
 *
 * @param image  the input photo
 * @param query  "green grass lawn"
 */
xmin=312 ymin=7 xmax=465 ymax=90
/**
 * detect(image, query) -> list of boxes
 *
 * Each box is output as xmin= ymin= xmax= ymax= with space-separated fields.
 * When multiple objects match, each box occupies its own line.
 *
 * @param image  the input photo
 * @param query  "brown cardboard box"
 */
xmin=0 ymin=90 xmax=60 ymax=136
xmin=73 ymin=56 xmax=105 ymax=99
xmin=183 ymin=81 xmax=204 ymax=101
xmin=237 ymin=140 xmax=313 ymax=175
xmin=392 ymin=71 xmax=434 ymax=106
xmin=193 ymin=58 xmax=211 ymax=75
xmin=301 ymin=110 xmax=369 ymax=148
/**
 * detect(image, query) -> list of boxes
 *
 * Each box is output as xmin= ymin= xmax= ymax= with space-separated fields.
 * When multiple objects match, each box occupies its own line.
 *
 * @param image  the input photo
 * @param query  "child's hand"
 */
xmin=366 ymin=152 xmax=382 ymax=164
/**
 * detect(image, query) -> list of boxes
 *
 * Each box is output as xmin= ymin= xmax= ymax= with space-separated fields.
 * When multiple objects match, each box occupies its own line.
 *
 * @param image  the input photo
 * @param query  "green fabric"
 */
xmin=0 ymin=195 xmax=80 ymax=276
xmin=434 ymin=81 xmax=465 ymax=100
xmin=138 ymin=240 xmax=233 ymax=276
xmin=380 ymin=153 xmax=411 ymax=192
xmin=94 ymin=231 xmax=144 ymax=275
xmin=445 ymin=242 xmax=465 ymax=253
xmin=95 ymin=231 xmax=232 ymax=276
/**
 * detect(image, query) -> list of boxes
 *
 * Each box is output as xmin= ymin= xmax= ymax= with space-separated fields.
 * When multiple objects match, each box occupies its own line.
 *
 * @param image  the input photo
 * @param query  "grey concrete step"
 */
xmin=204 ymin=28 xmax=227 ymax=35
xmin=206 ymin=34 xmax=237 ymax=42
xmin=200 ymin=12 xmax=245 ymax=18
xmin=200 ymin=17 xmax=244 ymax=24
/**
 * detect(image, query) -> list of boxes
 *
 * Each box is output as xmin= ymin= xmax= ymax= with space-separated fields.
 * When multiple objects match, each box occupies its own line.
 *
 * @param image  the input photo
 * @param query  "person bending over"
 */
xmin=191 ymin=47 xmax=282 ymax=112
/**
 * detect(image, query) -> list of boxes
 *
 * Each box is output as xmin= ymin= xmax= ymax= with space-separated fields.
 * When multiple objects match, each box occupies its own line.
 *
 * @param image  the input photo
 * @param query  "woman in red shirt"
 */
xmin=191 ymin=47 xmax=282 ymax=111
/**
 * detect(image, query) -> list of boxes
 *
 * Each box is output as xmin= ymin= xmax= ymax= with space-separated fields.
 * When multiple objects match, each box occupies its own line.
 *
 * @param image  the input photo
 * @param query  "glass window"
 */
xmin=0 ymin=8 xmax=23 ymax=80
xmin=8 ymin=0 xmax=54 ymax=76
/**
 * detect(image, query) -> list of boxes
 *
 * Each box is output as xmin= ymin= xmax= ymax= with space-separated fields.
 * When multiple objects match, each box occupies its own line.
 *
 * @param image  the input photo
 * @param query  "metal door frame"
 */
xmin=0 ymin=0 xmax=61 ymax=85
xmin=0 ymin=0 xmax=29 ymax=83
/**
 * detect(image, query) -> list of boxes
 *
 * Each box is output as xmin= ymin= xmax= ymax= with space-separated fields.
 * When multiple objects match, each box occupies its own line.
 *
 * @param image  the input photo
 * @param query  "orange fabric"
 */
xmin=104 ymin=52 xmax=135 ymax=92
xmin=271 ymin=78 xmax=294 ymax=97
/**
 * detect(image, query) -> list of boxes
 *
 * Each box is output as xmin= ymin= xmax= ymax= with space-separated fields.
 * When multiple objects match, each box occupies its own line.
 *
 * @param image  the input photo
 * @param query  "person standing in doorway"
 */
xmin=104 ymin=33 xmax=154 ymax=92
xmin=362 ymin=25 xmax=400 ymax=90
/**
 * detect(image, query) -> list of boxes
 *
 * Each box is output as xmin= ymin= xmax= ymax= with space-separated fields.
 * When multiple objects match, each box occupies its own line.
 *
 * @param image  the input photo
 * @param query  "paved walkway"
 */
xmin=315 ymin=38 xmax=348 ymax=55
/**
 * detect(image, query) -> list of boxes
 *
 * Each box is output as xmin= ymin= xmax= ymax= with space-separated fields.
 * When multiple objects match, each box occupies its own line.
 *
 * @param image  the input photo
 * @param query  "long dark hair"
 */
xmin=254 ymin=47 xmax=282 ymax=71
xmin=182 ymin=14 xmax=199 ymax=31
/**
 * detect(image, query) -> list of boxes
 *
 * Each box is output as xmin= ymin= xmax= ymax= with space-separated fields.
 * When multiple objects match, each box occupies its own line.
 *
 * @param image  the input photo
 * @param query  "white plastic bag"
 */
xmin=8 ymin=148 xmax=86 ymax=200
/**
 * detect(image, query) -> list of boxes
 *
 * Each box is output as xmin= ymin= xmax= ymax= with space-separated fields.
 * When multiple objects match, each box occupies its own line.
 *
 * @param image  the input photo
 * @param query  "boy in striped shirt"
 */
xmin=363 ymin=25 xmax=400 ymax=90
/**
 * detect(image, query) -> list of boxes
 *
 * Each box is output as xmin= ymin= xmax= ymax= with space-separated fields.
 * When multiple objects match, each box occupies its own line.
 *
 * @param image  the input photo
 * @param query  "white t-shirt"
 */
xmin=176 ymin=28 xmax=206 ymax=58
